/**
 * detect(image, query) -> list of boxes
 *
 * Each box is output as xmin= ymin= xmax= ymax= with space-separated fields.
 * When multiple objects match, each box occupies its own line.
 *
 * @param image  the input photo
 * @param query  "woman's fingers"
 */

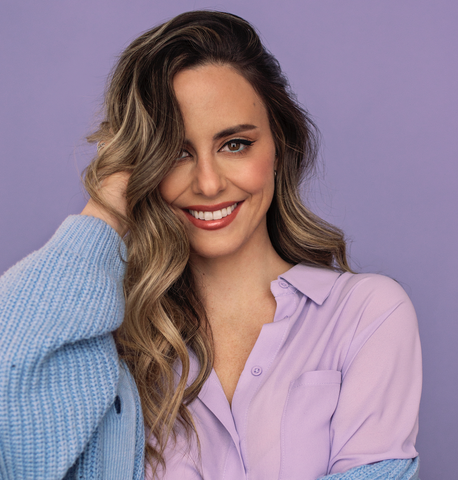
xmin=81 ymin=172 xmax=131 ymax=237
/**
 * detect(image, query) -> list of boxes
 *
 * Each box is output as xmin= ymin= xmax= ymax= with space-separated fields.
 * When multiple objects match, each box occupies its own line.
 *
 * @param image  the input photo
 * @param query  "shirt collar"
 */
xmin=278 ymin=263 xmax=343 ymax=305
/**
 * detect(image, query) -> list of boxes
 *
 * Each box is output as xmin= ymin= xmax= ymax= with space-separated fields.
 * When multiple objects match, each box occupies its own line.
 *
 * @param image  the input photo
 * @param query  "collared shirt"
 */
xmin=147 ymin=263 xmax=421 ymax=480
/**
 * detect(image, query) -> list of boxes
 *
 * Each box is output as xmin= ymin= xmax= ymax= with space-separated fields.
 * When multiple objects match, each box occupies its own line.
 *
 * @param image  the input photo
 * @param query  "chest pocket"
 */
xmin=279 ymin=370 xmax=341 ymax=480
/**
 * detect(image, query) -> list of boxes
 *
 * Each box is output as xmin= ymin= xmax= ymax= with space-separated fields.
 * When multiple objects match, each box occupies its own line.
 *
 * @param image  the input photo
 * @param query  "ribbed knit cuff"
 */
xmin=46 ymin=215 xmax=127 ymax=278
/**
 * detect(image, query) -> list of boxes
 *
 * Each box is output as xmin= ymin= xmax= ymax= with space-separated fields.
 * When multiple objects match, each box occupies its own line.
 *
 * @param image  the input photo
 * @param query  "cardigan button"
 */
xmin=114 ymin=395 xmax=122 ymax=414
xmin=251 ymin=366 xmax=262 ymax=376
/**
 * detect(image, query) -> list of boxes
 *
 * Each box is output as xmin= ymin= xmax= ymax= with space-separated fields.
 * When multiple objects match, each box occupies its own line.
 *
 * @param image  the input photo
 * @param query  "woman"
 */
xmin=0 ymin=10 xmax=421 ymax=480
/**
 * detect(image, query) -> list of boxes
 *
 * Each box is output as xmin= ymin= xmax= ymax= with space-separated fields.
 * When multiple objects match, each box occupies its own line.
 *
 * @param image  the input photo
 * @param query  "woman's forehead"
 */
xmin=173 ymin=64 xmax=268 ymax=136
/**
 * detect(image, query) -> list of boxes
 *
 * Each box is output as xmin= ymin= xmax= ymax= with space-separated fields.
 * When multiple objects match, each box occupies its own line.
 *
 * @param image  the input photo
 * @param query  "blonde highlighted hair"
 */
xmin=83 ymin=10 xmax=351 ymax=477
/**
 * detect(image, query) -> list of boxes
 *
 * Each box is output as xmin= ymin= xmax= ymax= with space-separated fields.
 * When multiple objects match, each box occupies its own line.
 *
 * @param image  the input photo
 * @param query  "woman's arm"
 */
xmin=320 ymin=457 xmax=419 ymax=479
xmin=327 ymin=275 xmax=422 ymax=477
xmin=0 ymin=215 xmax=129 ymax=479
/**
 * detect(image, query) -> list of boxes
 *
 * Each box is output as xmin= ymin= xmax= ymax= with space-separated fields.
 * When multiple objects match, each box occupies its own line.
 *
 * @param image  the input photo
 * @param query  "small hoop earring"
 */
xmin=274 ymin=170 xmax=277 ymax=177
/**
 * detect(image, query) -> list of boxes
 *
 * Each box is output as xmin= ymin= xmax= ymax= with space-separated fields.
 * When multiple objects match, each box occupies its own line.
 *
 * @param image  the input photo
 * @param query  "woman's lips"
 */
xmin=183 ymin=201 xmax=243 ymax=230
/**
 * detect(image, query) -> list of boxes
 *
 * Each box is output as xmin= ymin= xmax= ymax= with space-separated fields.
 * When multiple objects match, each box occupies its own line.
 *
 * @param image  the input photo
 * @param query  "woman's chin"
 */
xmin=189 ymin=244 xmax=239 ymax=261
xmin=188 ymin=235 xmax=247 ymax=261
xmin=187 ymin=216 xmax=270 ymax=262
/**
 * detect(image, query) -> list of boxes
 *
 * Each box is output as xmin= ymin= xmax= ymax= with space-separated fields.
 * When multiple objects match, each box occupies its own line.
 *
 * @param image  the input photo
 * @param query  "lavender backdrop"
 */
xmin=1 ymin=1 xmax=457 ymax=478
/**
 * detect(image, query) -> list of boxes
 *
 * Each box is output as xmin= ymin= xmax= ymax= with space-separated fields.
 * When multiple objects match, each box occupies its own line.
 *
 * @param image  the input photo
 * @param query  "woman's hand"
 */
xmin=81 ymin=172 xmax=130 ymax=237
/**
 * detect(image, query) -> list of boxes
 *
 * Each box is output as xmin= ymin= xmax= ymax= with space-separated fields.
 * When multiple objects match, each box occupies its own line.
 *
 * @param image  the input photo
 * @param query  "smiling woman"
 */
xmin=0 ymin=10 xmax=421 ymax=480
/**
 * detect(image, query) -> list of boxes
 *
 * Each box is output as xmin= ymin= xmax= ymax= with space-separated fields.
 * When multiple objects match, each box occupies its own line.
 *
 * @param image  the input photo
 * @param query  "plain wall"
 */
xmin=1 ymin=1 xmax=457 ymax=478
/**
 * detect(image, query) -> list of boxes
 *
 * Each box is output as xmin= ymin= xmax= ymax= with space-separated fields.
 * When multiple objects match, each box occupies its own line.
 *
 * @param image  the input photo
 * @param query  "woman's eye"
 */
xmin=176 ymin=150 xmax=191 ymax=161
xmin=221 ymin=139 xmax=254 ymax=154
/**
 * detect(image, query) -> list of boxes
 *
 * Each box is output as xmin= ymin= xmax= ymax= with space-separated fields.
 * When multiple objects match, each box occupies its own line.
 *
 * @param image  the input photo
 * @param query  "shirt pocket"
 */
xmin=279 ymin=370 xmax=341 ymax=480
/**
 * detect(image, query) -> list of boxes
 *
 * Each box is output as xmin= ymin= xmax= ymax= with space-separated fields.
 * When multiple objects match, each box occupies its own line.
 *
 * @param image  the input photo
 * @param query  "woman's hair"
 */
xmin=84 ymin=10 xmax=351 ymax=476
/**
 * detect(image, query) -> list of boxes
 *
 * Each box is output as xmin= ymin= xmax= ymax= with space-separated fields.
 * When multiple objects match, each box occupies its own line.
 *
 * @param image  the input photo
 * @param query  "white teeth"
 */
xmin=189 ymin=203 xmax=238 ymax=221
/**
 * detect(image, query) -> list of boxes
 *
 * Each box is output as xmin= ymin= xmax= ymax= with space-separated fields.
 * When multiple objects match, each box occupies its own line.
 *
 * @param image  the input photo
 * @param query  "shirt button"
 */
xmin=251 ymin=366 xmax=262 ymax=376
xmin=279 ymin=281 xmax=289 ymax=289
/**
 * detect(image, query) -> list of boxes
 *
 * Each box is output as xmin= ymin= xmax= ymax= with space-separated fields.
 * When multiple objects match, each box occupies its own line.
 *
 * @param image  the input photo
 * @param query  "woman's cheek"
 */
xmin=238 ymin=157 xmax=275 ymax=192
xmin=158 ymin=167 xmax=188 ymax=205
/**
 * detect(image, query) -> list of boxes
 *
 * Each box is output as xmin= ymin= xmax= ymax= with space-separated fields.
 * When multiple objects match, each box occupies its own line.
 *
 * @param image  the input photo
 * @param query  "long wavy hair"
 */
xmin=83 ymin=10 xmax=351 ymax=477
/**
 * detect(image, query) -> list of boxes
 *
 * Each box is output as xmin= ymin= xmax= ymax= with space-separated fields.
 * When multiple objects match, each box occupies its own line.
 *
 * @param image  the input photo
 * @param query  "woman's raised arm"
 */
xmin=0 ymin=173 xmax=144 ymax=479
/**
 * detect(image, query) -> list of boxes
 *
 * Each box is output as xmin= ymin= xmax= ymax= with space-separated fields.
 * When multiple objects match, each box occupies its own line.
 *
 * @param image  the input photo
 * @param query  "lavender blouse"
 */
xmin=146 ymin=264 xmax=421 ymax=480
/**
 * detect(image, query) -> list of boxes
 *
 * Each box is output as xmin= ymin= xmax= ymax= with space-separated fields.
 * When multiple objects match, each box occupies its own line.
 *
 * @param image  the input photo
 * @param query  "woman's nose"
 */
xmin=192 ymin=155 xmax=226 ymax=197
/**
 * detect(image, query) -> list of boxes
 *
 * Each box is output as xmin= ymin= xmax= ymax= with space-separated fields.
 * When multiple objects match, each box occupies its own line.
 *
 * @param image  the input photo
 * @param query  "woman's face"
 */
xmin=159 ymin=64 xmax=277 ymax=259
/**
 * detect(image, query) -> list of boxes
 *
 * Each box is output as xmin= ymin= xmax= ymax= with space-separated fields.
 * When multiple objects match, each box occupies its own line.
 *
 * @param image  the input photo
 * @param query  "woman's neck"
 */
xmin=190 ymin=232 xmax=294 ymax=307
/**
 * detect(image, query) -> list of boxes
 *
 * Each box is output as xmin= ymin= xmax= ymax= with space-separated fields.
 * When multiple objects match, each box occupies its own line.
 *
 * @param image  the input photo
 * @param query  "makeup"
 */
xmin=183 ymin=201 xmax=243 ymax=230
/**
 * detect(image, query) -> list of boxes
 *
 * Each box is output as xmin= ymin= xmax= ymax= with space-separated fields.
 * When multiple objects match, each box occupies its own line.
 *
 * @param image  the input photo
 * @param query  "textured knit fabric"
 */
xmin=147 ymin=264 xmax=421 ymax=480
xmin=320 ymin=457 xmax=419 ymax=479
xmin=0 ymin=215 xmax=144 ymax=480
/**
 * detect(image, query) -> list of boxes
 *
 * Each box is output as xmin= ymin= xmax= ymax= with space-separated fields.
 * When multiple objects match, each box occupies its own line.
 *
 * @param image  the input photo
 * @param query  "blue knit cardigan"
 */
xmin=0 ymin=216 xmax=419 ymax=479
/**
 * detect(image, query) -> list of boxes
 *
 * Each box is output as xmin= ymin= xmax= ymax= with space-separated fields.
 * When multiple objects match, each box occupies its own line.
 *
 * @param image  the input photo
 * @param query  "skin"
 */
xmin=81 ymin=172 xmax=130 ymax=236
xmin=82 ymin=64 xmax=293 ymax=405
xmin=161 ymin=64 xmax=277 ymax=260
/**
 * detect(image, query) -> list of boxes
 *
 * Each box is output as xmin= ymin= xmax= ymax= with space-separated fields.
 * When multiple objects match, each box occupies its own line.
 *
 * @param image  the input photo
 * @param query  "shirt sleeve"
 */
xmin=327 ymin=275 xmax=422 ymax=474
xmin=0 ymin=215 xmax=127 ymax=480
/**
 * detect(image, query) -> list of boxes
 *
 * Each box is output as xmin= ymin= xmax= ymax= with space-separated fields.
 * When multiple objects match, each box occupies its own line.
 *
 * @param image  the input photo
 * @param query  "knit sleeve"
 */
xmin=320 ymin=457 xmax=419 ymax=479
xmin=0 ymin=215 xmax=127 ymax=480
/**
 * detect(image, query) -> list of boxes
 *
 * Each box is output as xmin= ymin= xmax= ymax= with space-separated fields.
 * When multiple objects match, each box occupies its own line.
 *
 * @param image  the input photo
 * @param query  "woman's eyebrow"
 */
xmin=213 ymin=124 xmax=258 ymax=141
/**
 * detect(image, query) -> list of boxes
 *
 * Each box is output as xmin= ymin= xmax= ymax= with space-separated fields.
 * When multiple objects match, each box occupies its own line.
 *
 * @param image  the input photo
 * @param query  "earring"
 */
xmin=274 ymin=170 xmax=277 ymax=177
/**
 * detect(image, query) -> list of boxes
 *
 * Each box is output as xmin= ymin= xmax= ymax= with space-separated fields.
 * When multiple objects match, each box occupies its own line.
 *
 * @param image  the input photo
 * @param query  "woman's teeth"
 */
xmin=188 ymin=203 xmax=238 ymax=221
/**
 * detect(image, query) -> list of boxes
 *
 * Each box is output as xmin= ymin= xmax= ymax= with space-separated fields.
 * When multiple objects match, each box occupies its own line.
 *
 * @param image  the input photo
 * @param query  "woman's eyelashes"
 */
xmin=220 ymin=138 xmax=255 ymax=154
xmin=177 ymin=150 xmax=191 ymax=161
xmin=176 ymin=138 xmax=255 ymax=162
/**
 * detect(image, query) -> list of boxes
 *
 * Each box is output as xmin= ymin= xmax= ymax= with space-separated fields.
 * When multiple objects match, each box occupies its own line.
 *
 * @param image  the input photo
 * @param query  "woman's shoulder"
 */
xmin=283 ymin=263 xmax=417 ymax=340
xmin=332 ymin=269 xmax=418 ymax=343
xmin=336 ymin=269 xmax=412 ymax=305
xmin=282 ymin=263 xmax=412 ymax=309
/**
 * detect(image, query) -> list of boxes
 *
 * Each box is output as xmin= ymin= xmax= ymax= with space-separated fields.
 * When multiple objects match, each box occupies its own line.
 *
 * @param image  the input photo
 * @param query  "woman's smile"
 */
xmin=183 ymin=201 xmax=243 ymax=230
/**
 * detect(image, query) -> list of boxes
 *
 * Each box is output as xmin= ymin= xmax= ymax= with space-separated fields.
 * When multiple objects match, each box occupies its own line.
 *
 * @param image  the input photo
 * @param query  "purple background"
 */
xmin=1 ymin=1 xmax=457 ymax=478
